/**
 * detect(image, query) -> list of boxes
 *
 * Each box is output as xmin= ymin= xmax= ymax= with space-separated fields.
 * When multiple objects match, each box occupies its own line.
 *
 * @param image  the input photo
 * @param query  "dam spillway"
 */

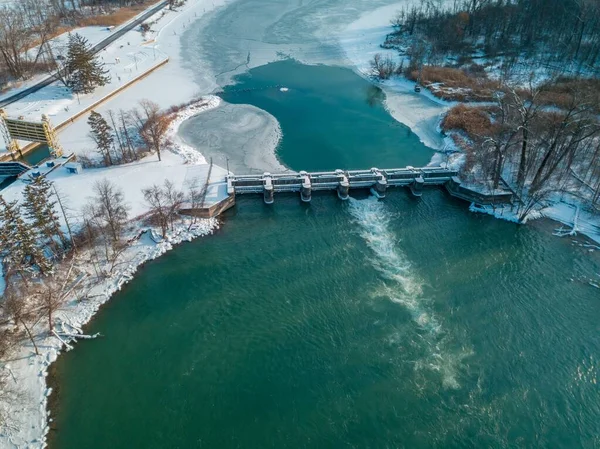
xmin=226 ymin=166 xmax=459 ymax=202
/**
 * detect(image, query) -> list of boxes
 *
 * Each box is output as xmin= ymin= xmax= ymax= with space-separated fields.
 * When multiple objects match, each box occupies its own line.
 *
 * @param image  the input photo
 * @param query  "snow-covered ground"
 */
xmin=0 ymin=0 xmax=232 ymax=446
xmin=338 ymin=2 xmax=600 ymax=245
xmin=0 ymin=1 xmax=165 ymax=104
xmin=0 ymin=13 xmax=175 ymax=153
xmin=1 ymin=0 xmax=599 ymax=446
xmin=0 ymin=217 xmax=219 ymax=449
xmin=0 ymin=93 xmax=227 ymax=448
xmin=338 ymin=2 xmax=450 ymax=151
xmin=471 ymin=195 xmax=600 ymax=245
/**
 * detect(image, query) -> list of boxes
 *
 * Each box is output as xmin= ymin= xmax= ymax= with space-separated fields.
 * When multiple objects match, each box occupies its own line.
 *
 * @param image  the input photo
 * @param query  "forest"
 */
xmin=386 ymin=0 xmax=600 ymax=76
xmin=375 ymin=0 xmax=600 ymax=221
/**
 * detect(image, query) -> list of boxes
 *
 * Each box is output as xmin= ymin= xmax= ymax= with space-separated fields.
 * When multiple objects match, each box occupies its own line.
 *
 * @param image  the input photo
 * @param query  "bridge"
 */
xmin=226 ymin=166 xmax=460 ymax=203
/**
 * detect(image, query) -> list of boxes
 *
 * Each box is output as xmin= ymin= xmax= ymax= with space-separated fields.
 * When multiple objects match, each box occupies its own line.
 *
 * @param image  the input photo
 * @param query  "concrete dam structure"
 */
xmin=226 ymin=166 xmax=460 ymax=204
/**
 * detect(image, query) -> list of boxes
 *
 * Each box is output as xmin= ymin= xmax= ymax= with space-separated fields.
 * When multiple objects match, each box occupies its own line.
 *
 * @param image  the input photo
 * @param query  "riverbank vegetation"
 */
xmin=442 ymin=85 xmax=600 ymax=220
xmin=385 ymin=0 xmax=600 ymax=78
xmin=0 ymin=168 xmax=208 ymax=427
xmin=83 ymin=97 xmax=208 ymax=168
xmin=374 ymin=0 xmax=600 ymax=221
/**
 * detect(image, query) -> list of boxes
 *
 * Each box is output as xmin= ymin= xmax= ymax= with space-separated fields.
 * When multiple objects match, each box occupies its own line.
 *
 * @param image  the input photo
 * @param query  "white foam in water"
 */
xmin=348 ymin=196 xmax=465 ymax=389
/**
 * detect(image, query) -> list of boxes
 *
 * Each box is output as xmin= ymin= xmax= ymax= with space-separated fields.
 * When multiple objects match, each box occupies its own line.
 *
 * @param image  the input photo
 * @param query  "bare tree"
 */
xmin=118 ymin=109 xmax=138 ymax=161
xmin=0 ymin=6 xmax=30 ymax=79
xmin=163 ymin=180 xmax=184 ymax=231
xmin=2 ymin=283 xmax=40 ymax=355
xmin=185 ymin=177 xmax=202 ymax=230
xmin=89 ymin=179 xmax=130 ymax=243
xmin=134 ymin=100 xmax=171 ymax=162
xmin=370 ymin=53 xmax=399 ymax=80
xmin=142 ymin=180 xmax=184 ymax=238
xmin=142 ymin=184 xmax=169 ymax=238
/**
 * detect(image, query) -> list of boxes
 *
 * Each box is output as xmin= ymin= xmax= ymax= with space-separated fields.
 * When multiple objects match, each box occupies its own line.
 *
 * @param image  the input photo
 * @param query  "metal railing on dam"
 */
xmin=226 ymin=166 xmax=459 ymax=204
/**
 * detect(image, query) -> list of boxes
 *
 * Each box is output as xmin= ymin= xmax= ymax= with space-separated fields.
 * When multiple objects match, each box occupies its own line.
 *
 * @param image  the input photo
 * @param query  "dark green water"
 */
xmin=51 ymin=62 xmax=600 ymax=449
xmin=218 ymin=60 xmax=433 ymax=171
xmin=22 ymin=144 xmax=51 ymax=166
xmin=52 ymin=192 xmax=600 ymax=448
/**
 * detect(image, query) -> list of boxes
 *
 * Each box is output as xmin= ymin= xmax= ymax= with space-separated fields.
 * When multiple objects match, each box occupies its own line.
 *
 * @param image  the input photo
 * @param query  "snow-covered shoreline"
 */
xmin=339 ymin=3 xmax=600 ymax=245
xmin=0 ymin=218 xmax=220 ymax=448
xmin=1 ymin=0 xmax=598 ymax=447
xmin=0 ymin=0 xmax=230 ymax=446
xmin=0 ymin=95 xmax=227 ymax=449
xmin=339 ymin=2 xmax=451 ymax=152
xmin=166 ymin=95 xmax=222 ymax=165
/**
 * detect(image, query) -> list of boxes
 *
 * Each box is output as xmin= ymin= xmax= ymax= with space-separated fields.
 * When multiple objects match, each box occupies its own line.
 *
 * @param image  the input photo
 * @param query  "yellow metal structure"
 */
xmin=0 ymin=109 xmax=63 ymax=158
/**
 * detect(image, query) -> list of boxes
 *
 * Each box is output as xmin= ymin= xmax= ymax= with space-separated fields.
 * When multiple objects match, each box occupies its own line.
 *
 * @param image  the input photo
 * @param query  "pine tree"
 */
xmin=65 ymin=33 xmax=110 ymax=94
xmin=0 ymin=195 xmax=51 ymax=277
xmin=0 ymin=196 xmax=22 ymax=272
xmin=15 ymin=214 xmax=52 ymax=276
xmin=88 ymin=110 xmax=115 ymax=165
xmin=23 ymin=177 xmax=67 ymax=254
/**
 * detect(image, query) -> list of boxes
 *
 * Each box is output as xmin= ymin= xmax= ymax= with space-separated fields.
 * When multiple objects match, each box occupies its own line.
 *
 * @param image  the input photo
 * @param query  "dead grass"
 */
xmin=77 ymin=1 xmax=159 ymax=27
xmin=534 ymin=78 xmax=600 ymax=114
xmin=408 ymin=65 xmax=501 ymax=102
xmin=441 ymin=104 xmax=499 ymax=137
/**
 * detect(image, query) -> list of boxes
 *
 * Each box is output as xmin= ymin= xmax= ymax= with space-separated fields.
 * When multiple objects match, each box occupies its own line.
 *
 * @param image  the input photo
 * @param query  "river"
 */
xmin=50 ymin=1 xmax=600 ymax=448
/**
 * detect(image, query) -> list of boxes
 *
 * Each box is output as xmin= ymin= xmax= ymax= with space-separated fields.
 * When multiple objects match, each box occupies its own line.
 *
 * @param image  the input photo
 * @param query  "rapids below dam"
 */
xmin=50 ymin=1 xmax=600 ymax=448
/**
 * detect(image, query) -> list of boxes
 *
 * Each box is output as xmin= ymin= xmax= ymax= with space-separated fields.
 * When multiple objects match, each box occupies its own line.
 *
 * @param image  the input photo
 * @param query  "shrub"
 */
xmin=441 ymin=104 xmax=498 ymax=137
xmin=408 ymin=65 xmax=500 ymax=102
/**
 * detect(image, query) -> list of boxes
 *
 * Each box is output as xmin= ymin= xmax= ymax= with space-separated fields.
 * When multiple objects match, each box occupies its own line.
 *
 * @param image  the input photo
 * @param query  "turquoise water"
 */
xmin=50 ymin=28 xmax=600 ymax=449
xmin=51 ymin=191 xmax=600 ymax=448
xmin=218 ymin=60 xmax=433 ymax=171
xmin=20 ymin=144 xmax=51 ymax=166
xmin=180 ymin=60 xmax=434 ymax=174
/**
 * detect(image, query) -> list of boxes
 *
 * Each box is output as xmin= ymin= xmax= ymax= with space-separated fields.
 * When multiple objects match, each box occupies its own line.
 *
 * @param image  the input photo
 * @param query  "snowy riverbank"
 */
xmin=0 ymin=219 xmax=219 ymax=448
xmin=339 ymin=3 xmax=600 ymax=245
xmin=1 ymin=0 xmax=598 ymax=446
xmin=0 ymin=0 xmax=230 ymax=446
xmin=339 ymin=2 xmax=451 ymax=151
xmin=0 ymin=94 xmax=226 ymax=448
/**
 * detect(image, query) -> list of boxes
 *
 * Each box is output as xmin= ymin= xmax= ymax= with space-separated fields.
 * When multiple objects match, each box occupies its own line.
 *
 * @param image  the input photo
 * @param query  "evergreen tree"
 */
xmin=0 ymin=195 xmax=51 ymax=277
xmin=88 ymin=110 xmax=115 ymax=165
xmin=15 ymin=212 xmax=52 ymax=276
xmin=64 ymin=33 xmax=110 ymax=94
xmin=23 ymin=177 xmax=67 ymax=254
xmin=0 ymin=196 xmax=22 ymax=272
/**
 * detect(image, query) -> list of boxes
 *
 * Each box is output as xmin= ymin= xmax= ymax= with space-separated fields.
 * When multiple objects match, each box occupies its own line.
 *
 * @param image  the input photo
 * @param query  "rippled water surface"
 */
xmin=50 ymin=0 xmax=600 ymax=447
xmin=52 ymin=190 xmax=600 ymax=448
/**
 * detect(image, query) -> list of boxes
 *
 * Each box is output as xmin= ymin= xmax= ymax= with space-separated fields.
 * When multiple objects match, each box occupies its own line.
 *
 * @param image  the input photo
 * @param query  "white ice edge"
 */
xmin=0 ymin=1 xmax=228 ymax=447
xmin=2 ymin=1 xmax=599 ymax=447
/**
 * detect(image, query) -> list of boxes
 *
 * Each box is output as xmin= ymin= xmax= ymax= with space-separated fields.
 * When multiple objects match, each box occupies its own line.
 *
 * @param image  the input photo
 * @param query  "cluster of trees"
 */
xmin=0 ymin=177 xmax=126 ymax=419
xmin=0 ymin=178 xmax=70 ymax=282
xmin=86 ymin=100 xmax=171 ymax=167
xmin=0 ymin=0 xmax=148 ymax=86
xmin=0 ymin=166 xmax=207 ymax=426
xmin=444 ymin=86 xmax=600 ymax=220
xmin=387 ymin=0 xmax=600 ymax=76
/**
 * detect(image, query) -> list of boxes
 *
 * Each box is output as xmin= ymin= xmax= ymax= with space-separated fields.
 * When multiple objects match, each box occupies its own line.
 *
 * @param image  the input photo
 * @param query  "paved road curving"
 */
xmin=0 ymin=0 xmax=168 ymax=108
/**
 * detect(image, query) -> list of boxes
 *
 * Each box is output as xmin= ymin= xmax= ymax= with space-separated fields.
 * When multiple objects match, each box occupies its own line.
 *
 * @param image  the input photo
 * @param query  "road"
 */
xmin=0 ymin=0 xmax=168 ymax=108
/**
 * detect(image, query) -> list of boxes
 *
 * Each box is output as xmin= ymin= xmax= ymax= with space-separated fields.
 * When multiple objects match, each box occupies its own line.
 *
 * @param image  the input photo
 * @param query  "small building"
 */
xmin=64 ymin=162 xmax=82 ymax=174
